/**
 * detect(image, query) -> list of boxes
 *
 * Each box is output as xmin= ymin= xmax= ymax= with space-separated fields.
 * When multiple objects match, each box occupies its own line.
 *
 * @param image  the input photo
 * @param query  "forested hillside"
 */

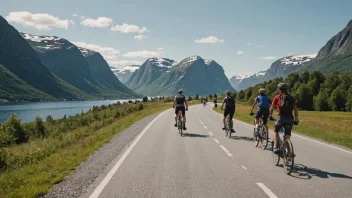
xmin=235 ymin=71 xmax=352 ymax=112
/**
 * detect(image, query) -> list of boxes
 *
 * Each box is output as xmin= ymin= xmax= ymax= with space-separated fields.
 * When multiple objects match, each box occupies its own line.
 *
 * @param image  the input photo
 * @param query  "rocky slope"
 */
xmin=137 ymin=56 xmax=235 ymax=96
xmin=0 ymin=15 xmax=89 ymax=101
xmin=80 ymin=48 xmax=141 ymax=98
xmin=300 ymin=20 xmax=352 ymax=73
xmin=125 ymin=58 xmax=176 ymax=91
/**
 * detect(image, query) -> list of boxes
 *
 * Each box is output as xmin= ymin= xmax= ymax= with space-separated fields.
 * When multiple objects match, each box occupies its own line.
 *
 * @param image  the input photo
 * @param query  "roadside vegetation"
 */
xmin=234 ymin=71 xmax=352 ymax=112
xmin=0 ymin=97 xmax=188 ymax=198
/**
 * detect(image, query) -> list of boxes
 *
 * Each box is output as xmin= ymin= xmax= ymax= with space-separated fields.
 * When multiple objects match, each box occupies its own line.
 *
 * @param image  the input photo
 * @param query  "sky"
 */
xmin=1 ymin=0 xmax=352 ymax=78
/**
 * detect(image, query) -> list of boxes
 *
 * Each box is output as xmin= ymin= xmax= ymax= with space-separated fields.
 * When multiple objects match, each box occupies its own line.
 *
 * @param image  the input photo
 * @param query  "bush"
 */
xmin=0 ymin=114 xmax=28 ymax=146
xmin=34 ymin=116 xmax=46 ymax=138
xmin=138 ymin=104 xmax=144 ymax=110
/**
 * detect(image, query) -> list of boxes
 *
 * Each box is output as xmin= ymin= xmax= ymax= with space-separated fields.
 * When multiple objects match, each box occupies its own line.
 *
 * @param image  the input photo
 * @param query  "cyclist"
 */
xmin=173 ymin=89 xmax=188 ymax=130
xmin=220 ymin=90 xmax=236 ymax=132
xmin=250 ymin=88 xmax=270 ymax=136
xmin=269 ymin=83 xmax=299 ymax=154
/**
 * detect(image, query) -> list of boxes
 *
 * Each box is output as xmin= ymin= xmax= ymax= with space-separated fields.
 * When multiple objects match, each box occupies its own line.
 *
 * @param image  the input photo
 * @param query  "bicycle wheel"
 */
xmin=253 ymin=127 xmax=259 ymax=147
xmin=228 ymin=117 xmax=232 ymax=138
xmin=271 ymin=141 xmax=280 ymax=166
xmin=261 ymin=126 xmax=268 ymax=150
xmin=283 ymin=139 xmax=295 ymax=175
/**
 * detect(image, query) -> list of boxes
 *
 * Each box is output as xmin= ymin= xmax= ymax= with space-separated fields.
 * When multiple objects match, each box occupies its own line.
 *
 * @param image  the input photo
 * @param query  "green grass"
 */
xmin=0 ymin=102 xmax=172 ymax=198
xmin=213 ymin=104 xmax=352 ymax=149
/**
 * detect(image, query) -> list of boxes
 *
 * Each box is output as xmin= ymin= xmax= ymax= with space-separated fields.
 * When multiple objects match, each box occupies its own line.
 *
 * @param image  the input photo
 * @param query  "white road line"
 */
xmin=256 ymin=183 xmax=278 ymax=198
xmin=198 ymin=119 xmax=201 ymax=121
xmin=220 ymin=145 xmax=233 ymax=157
xmin=211 ymin=108 xmax=352 ymax=155
xmin=89 ymin=111 xmax=167 ymax=198
xmin=241 ymin=165 xmax=248 ymax=170
xmin=292 ymin=133 xmax=352 ymax=154
xmin=200 ymin=122 xmax=204 ymax=125
xmin=204 ymin=126 xmax=208 ymax=129
xmin=214 ymin=139 xmax=219 ymax=144
xmin=208 ymin=132 xmax=213 ymax=136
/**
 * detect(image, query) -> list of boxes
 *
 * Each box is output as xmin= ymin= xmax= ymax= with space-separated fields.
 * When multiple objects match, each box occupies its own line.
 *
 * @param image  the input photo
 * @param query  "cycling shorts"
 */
xmin=255 ymin=108 xmax=269 ymax=125
xmin=175 ymin=106 xmax=185 ymax=115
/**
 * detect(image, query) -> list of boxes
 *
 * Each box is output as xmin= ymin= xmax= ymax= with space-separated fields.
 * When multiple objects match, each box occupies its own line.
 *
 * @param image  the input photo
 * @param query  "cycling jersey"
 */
xmin=175 ymin=94 xmax=186 ymax=107
xmin=223 ymin=96 xmax=235 ymax=110
xmin=257 ymin=95 xmax=269 ymax=109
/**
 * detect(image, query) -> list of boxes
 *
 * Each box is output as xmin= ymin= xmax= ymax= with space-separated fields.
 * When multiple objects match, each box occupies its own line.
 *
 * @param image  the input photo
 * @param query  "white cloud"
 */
xmin=260 ymin=56 xmax=277 ymax=60
xmin=195 ymin=36 xmax=224 ymax=44
xmin=256 ymin=45 xmax=263 ymax=48
xmin=72 ymin=42 xmax=120 ymax=61
xmin=81 ymin=17 xmax=112 ymax=28
xmin=157 ymin=48 xmax=164 ymax=51
xmin=6 ymin=11 xmax=69 ymax=30
xmin=80 ymin=16 xmax=86 ymax=20
xmin=122 ymin=50 xmax=161 ymax=58
xmin=108 ymin=60 xmax=143 ymax=66
xmin=69 ymin=20 xmax=75 ymax=25
xmin=134 ymin=34 xmax=147 ymax=40
xmin=247 ymin=42 xmax=251 ymax=45
xmin=72 ymin=14 xmax=79 ymax=17
xmin=110 ymin=23 xmax=148 ymax=34
xmin=237 ymin=50 xmax=244 ymax=55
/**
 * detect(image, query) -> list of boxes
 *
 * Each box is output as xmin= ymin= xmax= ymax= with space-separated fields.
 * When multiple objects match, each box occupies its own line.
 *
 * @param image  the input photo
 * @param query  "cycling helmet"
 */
xmin=277 ymin=83 xmax=288 ymax=90
xmin=178 ymin=89 xmax=183 ymax=94
xmin=259 ymin=88 xmax=265 ymax=94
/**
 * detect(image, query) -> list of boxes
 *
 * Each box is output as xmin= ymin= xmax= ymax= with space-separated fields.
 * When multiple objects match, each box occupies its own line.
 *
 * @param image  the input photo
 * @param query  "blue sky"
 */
xmin=1 ymin=0 xmax=351 ymax=77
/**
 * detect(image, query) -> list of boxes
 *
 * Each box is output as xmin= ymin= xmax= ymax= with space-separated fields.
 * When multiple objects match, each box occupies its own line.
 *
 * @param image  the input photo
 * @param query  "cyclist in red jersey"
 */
xmin=269 ymin=83 xmax=299 ymax=154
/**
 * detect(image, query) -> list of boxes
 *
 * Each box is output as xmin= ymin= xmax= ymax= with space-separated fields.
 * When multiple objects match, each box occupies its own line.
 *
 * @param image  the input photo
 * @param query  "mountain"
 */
xmin=229 ymin=54 xmax=316 ymax=91
xmin=229 ymin=74 xmax=252 ymax=91
xmin=79 ymin=48 xmax=141 ymax=98
xmin=136 ymin=56 xmax=235 ymax=96
xmin=21 ymin=33 xmax=100 ymax=95
xmin=21 ymin=33 xmax=139 ymax=99
xmin=262 ymin=54 xmax=316 ymax=81
xmin=0 ymin=15 xmax=89 ymax=101
xmin=125 ymin=58 xmax=176 ymax=91
xmin=112 ymin=65 xmax=140 ymax=83
xmin=230 ymin=71 xmax=267 ymax=91
xmin=300 ymin=20 xmax=352 ymax=73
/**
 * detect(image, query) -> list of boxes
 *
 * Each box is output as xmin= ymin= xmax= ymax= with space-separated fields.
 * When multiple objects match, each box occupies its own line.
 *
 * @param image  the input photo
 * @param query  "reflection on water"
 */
xmin=0 ymin=99 xmax=139 ymax=123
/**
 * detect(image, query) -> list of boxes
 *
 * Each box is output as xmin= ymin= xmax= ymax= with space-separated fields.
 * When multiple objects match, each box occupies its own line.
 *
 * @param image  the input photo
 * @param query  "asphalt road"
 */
xmin=82 ymin=104 xmax=352 ymax=198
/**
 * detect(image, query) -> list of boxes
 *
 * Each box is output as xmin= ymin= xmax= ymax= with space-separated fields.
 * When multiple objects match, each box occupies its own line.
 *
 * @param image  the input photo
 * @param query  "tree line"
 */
xmin=234 ymin=71 xmax=352 ymax=112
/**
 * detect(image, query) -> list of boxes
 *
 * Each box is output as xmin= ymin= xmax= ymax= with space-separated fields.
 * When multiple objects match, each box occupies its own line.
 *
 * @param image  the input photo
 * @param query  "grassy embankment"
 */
xmin=0 ymin=99 xmax=200 ymax=198
xmin=213 ymin=103 xmax=352 ymax=149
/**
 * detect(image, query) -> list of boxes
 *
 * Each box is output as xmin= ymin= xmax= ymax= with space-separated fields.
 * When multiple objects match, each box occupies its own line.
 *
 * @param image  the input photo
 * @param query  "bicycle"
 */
xmin=250 ymin=113 xmax=268 ymax=150
xmin=271 ymin=120 xmax=299 ymax=175
xmin=177 ymin=110 xmax=183 ymax=136
xmin=224 ymin=114 xmax=234 ymax=138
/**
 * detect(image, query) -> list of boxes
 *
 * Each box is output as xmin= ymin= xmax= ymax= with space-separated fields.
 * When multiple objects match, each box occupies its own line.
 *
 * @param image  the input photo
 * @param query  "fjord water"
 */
xmin=0 ymin=99 xmax=138 ymax=123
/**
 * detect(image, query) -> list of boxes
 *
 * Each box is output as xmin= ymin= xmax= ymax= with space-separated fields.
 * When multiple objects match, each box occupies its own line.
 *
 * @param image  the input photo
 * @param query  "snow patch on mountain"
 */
xmin=148 ymin=58 xmax=175 ymax=68
xmin=21 ymin=33 xmax=70 ymax=51
xmin=280 ymin=54 xmax=317 ymax=66
xmin=204 ymin=59 xmax=213 ymax=65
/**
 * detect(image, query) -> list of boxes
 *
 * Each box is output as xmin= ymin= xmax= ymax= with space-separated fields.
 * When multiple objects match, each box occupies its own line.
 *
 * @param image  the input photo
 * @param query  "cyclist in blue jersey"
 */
xmin=250 ymin=88 xmax=270 ymax=135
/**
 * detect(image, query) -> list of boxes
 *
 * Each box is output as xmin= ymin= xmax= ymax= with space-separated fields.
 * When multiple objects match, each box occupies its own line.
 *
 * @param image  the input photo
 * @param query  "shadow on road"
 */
xmin=230 ymin=135 xmax=253 ymax=142
xmin=289 ymin=164 xmax=352 ymax=180
xmin=182 ymin=133 xmax=209 ymax=138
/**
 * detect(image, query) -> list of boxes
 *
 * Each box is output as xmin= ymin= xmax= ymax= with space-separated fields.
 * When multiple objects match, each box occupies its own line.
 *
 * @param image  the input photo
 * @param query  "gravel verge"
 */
xmin=43 ymin=112 xmax=162 ymax=198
